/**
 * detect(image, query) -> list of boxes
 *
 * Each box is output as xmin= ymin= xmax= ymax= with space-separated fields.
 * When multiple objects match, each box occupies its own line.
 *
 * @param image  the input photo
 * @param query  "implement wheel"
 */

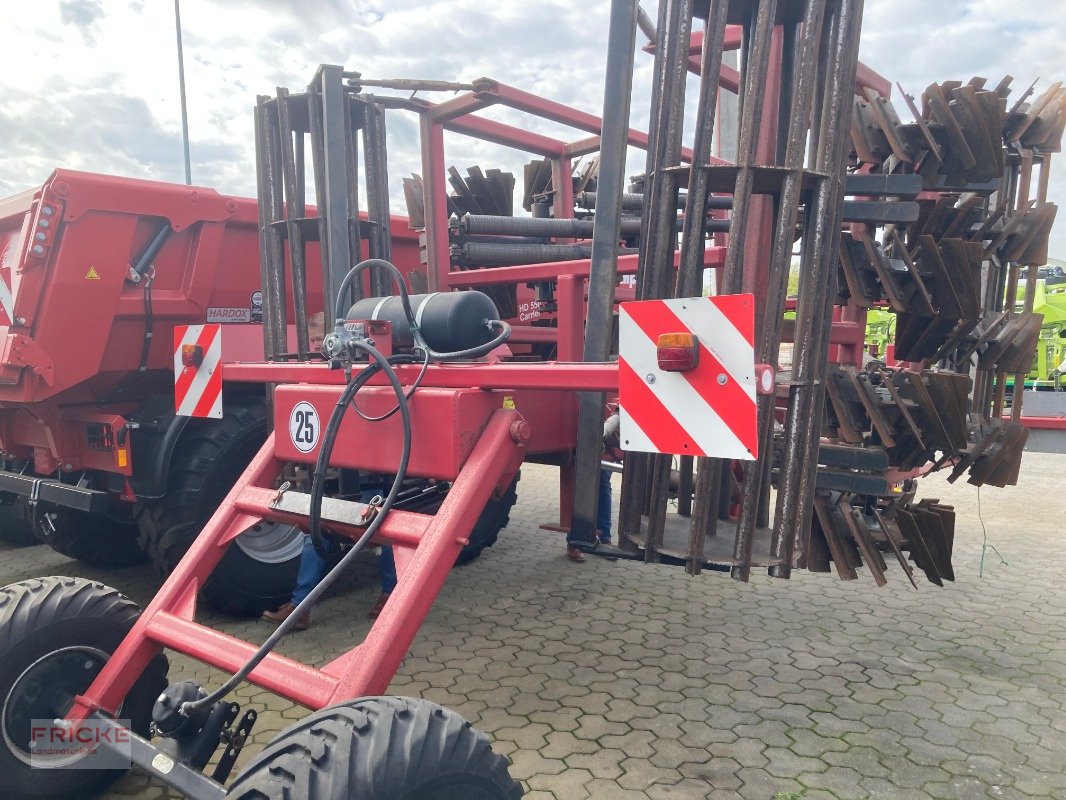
xmin=0 ymin=494 xmax=37 ymax=546
xmin=33 ymin=503 xmax=147 ymax=568
xmin=457 ymin=473 xmax=519 ymax=565
xmin=226 ymin=697 xmax=523 ymax=800
xmin=0 ymin=576 xmax=168 ymax=800
xmin=136 ymin=394 xmax=304 ymax=617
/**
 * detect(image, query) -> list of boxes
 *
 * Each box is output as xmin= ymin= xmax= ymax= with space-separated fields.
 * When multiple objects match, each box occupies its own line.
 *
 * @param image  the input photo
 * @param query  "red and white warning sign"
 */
xmin=174 ymin=324 xmax=223 ymax=419
xmin=0 ymin=272 xmax=13 ymax=326
xmin=619 ymin=294 xmax=758 ymax=461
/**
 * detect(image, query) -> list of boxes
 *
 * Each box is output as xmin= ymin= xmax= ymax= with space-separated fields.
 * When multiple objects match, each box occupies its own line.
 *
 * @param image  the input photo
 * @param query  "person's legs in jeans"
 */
xmin=379 ymin=546 xmax=397 ymax=594
xmin=370 ymin=545 xmax=397 ymax=619
xmin=292 ymin=533 xmax=330 ymax=605
xmin=597 ymin=468 xmax=613 ymax=543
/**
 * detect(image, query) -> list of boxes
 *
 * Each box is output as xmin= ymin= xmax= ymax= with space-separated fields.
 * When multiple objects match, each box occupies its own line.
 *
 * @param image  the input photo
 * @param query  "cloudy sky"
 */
xmin=1 ymin=0 xmax=1063 ymax=256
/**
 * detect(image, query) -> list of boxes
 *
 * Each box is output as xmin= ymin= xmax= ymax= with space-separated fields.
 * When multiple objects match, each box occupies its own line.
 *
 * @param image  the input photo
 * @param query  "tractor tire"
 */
xmin=0 ymin=576 xmax=168 ymax=800
xmin=0 ymin=494 xmax=37 ymax=546
xmin=226 ymin=696 xmax=523 ymax=800
xmin=33 ymin=503 xmax=147 ymax=568
xmin=136 ymin=394 xmax=303 ymax=617
xmin=457 ymin=473 xmax=520 ymax=565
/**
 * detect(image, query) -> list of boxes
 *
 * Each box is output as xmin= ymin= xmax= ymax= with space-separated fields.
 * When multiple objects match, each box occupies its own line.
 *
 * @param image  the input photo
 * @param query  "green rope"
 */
xmin=977 ymin=485 xmax=1008 ymax=577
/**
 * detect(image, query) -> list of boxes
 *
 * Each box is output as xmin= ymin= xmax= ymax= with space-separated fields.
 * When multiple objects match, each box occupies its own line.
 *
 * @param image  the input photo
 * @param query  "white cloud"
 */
xmin=1 ymin=0 xmax=1063 ymax=257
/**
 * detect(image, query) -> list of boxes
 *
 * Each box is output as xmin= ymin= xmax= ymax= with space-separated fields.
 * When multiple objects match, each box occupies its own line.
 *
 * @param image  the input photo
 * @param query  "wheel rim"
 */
xmin=2 ymin=646 xmax=112 ymax=768
xmin=235 ymin=520 xmax=305 ymax=564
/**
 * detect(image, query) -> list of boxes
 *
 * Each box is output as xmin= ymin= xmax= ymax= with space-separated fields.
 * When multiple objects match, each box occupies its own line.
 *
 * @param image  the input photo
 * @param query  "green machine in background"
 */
xmin=1014 ymin=280 xmax=1066 ymax=389
xmin=862 ymin=281 xmax=1066 ymax=389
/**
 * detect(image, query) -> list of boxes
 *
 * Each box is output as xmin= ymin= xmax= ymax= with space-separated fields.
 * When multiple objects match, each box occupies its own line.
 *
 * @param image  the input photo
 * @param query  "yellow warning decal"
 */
xmin=502 ymin=395 xmax=516 ymax=409
xmin=117 ymin=449 xmax=128 ymax=468
xmin=85 ymin=267 xmax=101 ymax=280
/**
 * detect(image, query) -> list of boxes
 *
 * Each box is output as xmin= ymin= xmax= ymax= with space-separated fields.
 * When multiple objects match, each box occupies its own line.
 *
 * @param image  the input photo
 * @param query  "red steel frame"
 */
xmin=67 ymin=380 xmax=543 ymax=720
xmin=61 ymin=28 xmax=896 ymax=733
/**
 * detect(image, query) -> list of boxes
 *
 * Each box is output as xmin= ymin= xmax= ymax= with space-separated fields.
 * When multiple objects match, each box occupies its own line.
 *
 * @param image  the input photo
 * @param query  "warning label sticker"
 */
xmin=207 ymin=307 xmax=251 ymax=324
xmin=289 ymin=401 xmax=319 ymax=453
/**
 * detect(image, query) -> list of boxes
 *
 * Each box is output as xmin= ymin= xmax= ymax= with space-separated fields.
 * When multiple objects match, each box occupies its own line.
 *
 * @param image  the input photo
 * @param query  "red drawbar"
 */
xmin=66 ymin=407 xmax=526 ymax=721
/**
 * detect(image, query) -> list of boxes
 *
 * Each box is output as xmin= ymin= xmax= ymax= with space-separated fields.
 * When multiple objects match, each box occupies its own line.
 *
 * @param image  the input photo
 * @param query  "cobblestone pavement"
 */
xmin=1 ymin=454 xmax=1063 ymax=799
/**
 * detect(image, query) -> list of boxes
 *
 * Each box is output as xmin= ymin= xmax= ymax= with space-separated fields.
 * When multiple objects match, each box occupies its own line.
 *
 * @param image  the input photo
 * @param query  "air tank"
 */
xmin=346 ymin=291 xmax=501 ymax=353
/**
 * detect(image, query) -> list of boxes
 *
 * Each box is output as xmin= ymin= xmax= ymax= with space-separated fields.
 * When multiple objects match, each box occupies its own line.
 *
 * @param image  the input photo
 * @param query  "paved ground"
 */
xmin=1 ymin=454 xmax=1063 ymax=799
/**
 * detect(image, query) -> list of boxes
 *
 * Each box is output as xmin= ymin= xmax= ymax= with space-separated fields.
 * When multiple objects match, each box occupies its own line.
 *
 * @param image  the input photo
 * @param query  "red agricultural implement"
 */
xmin=0 ymin=1 xmax=1061 ymax=798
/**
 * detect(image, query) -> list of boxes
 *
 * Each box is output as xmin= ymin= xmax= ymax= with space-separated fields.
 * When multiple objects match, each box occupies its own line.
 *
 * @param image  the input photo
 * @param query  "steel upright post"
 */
xmin=569 ymin=0 xmax=640 ymax=548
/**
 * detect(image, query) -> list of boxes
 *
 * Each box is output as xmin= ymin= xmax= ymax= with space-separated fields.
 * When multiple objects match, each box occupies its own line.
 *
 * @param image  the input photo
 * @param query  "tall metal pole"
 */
xmin=569 ymin=0 xmax=640 ymax=548
xmin=174 ymin=0 xmax=192 ymax=185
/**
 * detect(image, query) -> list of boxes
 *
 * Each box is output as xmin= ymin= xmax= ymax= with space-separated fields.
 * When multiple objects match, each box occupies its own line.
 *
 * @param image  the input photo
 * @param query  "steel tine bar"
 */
xmin=619 ymin=451 xmax=649 ymax=543
xmin=637 ymin=0 xmax=693 ymax=302
xmin=295 ymin=131 xmax=306 ymax=212
xmin=772 ymin=1 xmax=841 ymax=550
xmin=631 ymin=0 xmax=692 ymax=563
xmin=635 ymin=0 xmax=672 ymax=300
xmin=645 ymin=453 xmax=672 ymax=562
xmin=307 ymin=82 xmax=333 ymax=309
xmin=688 ymin=461 xmax=723 ymax=575
xmin=675 ymin=5 xmax=730 ymax=297
xmin=276 ymin=88 xmax=310 ymax=360
xmin=573 ymin=0 xmax=639 ymax=550
xmin=343 ymin=95 xmax=364 ymax=304
xmin=677 ymin=456 xmax=694 ymax=517
xmin=362 ymin=98 xmax=393 ymax=296
xmin=258 ymin=96 xmax=288 ymax=360
xmin=785 ymin=0 xmax=867 ymax=567
xmin=723 ymin=0 xmax=779 ymax=579
xmin=721 ymin=0 xmax=779 ymax=294
xmin=253 ymin=98 xmax=278 ymax=361
xmin=676 ymin=3 xmax=730 ymax=574
xmin=734 ymin=0 xmax=830 ymax=581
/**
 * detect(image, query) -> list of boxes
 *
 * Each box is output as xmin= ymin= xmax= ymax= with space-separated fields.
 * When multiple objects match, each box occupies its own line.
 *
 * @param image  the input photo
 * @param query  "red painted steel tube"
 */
xmin=856 ymin=62 xmax=892 ymax=99
xmin=67 ymin=435 xmax=284 ymax=721
xmin=419 ymin=117 xmax=451 ymax=291
xmin=556 ymin=275 xmax=585 ymax=362
xmin=1015 ymin=416 xmax=1066 ymax=431
xmin=235 ymin=485 xmax=430 ymax=547
xmin=224 ymin=361 xmax=620 ymax=392
xmin=146 ymin=612 xmax=339 ymax=709
xmin=444 ymin=113 xmax=567 ymax=157
xmin=668 ymin=33 xmax=888 ymax=99
xmin=448 ymin=246 xmax=726 ymax=288
xmin=321 ymin=408 xmax=525 ymax=700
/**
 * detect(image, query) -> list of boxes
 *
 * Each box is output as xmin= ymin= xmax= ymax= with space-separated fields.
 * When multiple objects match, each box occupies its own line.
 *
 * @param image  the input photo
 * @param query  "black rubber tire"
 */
xmin=457 ymin=473 xmax=520 ymax=565
xmin=33 ymin=503 xmax=147 ymax=568
xmin=226 ymin=696 xmax=523 ymax=800
xmin=135 ymin=394 xmax=301 ymax=617
xmin=0 ymin=576 xmax=168 ymax=800
xmin=0 ymin=494 xmax=37 ymax=546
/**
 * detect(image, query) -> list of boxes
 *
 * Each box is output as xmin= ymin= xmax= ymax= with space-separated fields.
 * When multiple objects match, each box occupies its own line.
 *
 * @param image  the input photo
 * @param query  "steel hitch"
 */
xmin=150 ymin=680 xmax=257 ymax=781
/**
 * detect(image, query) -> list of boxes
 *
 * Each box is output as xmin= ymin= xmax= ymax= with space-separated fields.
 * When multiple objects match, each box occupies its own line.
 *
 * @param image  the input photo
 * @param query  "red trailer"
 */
xmin=0 ymin=169 xmax=423 ymax=614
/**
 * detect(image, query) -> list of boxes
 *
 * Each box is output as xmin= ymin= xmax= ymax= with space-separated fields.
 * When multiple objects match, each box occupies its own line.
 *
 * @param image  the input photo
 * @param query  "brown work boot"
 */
xmin=368 ymin=592 xmax=391 ymax=619
xmin=261 ymin=602 xmax=310 ymax=631
xmin=567 ymin=546 xmax=586 ymax=562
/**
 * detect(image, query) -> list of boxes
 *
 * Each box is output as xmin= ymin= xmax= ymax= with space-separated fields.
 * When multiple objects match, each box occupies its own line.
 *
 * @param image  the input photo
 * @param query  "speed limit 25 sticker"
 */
xmin=289 ymin=401 xmax=320 ymax=453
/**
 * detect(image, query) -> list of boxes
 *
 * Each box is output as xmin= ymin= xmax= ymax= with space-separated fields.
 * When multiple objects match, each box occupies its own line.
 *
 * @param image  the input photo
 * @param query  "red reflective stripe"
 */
xmin=709 ymin=293 xmax=755 ymax=349
xmin=191 ymin=361 xmax=222 ymax=417
xmin=174 ymin=326 xmax=218 ymax=408
xmin=624 ymin=300 xmax=758 ymax=456
xmin=619 ymin=358 xmax=706 ymax=456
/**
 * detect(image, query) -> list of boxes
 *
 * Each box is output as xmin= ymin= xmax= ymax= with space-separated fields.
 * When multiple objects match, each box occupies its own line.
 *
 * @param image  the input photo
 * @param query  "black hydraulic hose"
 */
xmin=426 ymin=318 xmax=511 ymax=361
xmin=181 ymin=338 xmax=411 ymax=716
xmin=354 ymin=347 xmax=430 ymax=423
xmin=334 ymin=258 xmax=416 ymax=330
xmin=182 ymin=258 xmax=511 ymax=717
xmin=338 ymin=258 xmax=511 ymax=362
